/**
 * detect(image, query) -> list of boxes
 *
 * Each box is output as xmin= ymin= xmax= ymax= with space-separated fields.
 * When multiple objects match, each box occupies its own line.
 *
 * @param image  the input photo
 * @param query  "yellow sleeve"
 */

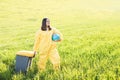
xmin=33 ymin=31 xmax=41 ymax=51
xmin=53 ymin=28 xmax=63 ymax=41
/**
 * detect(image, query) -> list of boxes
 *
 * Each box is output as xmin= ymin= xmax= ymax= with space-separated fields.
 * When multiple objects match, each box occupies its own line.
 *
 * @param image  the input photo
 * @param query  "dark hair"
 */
xmin=41 ymin=18 xmax=52 ymax=31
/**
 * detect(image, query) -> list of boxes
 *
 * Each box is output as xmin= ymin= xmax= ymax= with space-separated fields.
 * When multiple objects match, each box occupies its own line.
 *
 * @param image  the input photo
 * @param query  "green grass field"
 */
xmin=0 ymin=0 xmax=120 ymax=80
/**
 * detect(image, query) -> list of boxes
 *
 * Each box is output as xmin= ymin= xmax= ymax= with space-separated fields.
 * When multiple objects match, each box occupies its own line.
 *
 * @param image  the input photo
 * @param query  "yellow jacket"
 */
xmin=33 ymin=27 xmax=63 ymax=53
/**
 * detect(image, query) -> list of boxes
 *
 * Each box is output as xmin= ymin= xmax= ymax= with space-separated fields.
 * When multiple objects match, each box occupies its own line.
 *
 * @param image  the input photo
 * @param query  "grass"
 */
xmin=0 ymin=0 xmax=120 ymax=80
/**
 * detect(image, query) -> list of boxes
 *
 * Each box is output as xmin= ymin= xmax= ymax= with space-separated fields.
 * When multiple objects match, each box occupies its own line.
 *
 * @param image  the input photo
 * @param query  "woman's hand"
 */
xmin=54 ymin=39 xmax=61 ymax=42
xmin=33 ymin=51 xmax=37 ymax=57
xmin=34 ymin=51 xmax=36 ymax=54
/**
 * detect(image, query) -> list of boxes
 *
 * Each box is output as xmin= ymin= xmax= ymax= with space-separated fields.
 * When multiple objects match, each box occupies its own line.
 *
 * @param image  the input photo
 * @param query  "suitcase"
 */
xmin=15 ymin=51 xmax=35 ymax=73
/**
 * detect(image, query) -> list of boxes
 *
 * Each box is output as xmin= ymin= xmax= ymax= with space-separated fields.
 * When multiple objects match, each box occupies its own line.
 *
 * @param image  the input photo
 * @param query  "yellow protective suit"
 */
xmin=33 ymin=27 xmax=63 ymax=70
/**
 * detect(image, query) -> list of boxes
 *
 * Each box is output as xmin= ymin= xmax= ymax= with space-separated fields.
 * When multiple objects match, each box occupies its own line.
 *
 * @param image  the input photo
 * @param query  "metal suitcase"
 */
xmin=15 ymin=51 xmax=35 ymax=73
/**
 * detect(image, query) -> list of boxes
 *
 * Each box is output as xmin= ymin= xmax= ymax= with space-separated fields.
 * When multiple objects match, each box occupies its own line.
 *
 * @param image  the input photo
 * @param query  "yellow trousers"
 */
xmin=38 ymin=47 xmax=60 ymax=70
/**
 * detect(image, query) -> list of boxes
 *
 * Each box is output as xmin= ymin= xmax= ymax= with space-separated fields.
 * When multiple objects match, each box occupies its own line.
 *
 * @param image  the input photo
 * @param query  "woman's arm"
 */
xmin=33 ymin=31 xmax=41 ymax=51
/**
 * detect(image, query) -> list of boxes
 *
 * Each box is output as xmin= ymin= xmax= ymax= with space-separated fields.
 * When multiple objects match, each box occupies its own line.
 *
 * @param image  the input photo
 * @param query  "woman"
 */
xmin=33 ymin=18 xmax=63 ymax=70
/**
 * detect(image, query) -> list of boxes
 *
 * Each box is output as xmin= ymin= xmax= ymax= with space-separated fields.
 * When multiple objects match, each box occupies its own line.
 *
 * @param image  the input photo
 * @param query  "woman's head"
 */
xmin=41 ymin=18 xmax=52 ymax=31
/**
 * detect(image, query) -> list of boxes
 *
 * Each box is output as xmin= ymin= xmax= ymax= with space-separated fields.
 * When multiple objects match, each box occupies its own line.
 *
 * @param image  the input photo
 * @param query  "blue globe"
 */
xmin=52 ymin=34 xmax=60 ymax=41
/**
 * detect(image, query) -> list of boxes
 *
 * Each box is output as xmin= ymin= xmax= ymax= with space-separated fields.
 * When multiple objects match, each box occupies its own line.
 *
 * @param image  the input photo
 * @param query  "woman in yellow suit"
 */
xmin=33 ymin=18 xmax=63 ymax=70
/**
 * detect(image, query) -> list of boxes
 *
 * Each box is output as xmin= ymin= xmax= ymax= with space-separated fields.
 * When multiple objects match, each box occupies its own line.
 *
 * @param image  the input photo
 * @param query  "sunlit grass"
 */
xmin=0 ymin=0 xmax=120 ymax=80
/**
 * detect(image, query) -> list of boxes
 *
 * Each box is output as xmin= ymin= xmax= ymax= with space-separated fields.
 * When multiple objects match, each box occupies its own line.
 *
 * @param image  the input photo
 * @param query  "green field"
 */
xmin=0 ymin=0 xmax=120 ymax=80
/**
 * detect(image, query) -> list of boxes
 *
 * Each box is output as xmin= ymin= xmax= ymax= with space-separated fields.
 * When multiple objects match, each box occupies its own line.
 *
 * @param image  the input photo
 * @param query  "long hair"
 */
xmin=41 ymin=18 xmax=52 ymax=31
